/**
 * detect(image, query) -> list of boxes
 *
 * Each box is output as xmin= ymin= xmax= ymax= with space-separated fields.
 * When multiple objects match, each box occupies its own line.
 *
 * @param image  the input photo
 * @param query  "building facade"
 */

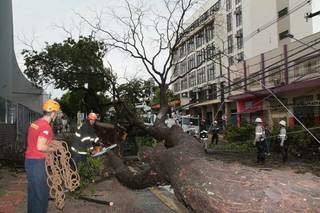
xmin=171 ymin=0 xmax=319 ymax=127
xmin=0 ymin=0 xmax=44 ymax=113
xmin=228 ymin=32 xmax=320 ymax=128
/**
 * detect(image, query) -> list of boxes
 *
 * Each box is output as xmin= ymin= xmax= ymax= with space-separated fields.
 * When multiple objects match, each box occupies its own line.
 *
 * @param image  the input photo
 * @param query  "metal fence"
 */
xmin=0 ymin=96 xmax=41 ymax=154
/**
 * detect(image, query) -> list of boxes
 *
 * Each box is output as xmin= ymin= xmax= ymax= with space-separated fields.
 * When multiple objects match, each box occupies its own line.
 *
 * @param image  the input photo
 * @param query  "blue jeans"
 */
xmin=25 ymin=159 xmax=49 ymax=213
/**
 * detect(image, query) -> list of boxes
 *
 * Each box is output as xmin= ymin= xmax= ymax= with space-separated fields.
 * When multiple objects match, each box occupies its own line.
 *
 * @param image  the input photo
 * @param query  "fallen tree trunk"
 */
xmin=97 ymin=123 xmax=320 ymax=212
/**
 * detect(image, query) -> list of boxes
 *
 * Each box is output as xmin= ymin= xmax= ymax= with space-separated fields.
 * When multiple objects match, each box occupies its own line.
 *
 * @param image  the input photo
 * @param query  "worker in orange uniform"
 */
xmin=25 ymin=99 xmax=60 ymax=213
xmin=71 ymin=112 xmax=100 ymax=165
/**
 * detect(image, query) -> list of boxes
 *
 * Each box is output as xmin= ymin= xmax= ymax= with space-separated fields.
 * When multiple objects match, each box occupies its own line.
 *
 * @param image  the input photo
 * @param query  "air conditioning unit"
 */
xmin=235 ymin=31 xmax=243 ymax=38
xmin=234 ymin=8 xmax=241 ymax=15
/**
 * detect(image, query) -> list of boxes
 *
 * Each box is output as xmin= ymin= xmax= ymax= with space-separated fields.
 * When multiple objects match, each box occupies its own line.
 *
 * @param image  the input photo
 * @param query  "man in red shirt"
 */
xmin=25 ymin=99 xmax=60 ymax=213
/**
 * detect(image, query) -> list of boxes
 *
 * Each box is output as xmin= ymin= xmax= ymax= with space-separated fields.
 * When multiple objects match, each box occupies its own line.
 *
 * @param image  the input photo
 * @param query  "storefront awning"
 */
xmin=151 ymin=99 xmax=181 ymax=110
xmin=228 ymin=78 xmax=320 ymax=101
xmin=192 ymin=99 xmax=221 ymax=108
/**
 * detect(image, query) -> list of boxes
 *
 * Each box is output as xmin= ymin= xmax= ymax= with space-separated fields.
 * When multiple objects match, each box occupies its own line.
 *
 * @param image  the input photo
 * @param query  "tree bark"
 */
xmin=154 ymin=84 xmax=169 ymax=127
xmin=97 ymin=123 xmax=320 ymax=212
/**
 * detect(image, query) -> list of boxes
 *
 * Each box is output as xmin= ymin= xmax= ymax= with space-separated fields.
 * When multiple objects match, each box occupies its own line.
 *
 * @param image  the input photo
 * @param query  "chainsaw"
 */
xmin=92 ymin=143 xmax=117 ymax=157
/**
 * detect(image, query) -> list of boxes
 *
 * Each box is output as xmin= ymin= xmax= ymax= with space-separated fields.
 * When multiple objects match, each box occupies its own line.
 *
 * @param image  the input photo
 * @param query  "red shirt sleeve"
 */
xmin=38 ymin=125 xmax=51 ymax=141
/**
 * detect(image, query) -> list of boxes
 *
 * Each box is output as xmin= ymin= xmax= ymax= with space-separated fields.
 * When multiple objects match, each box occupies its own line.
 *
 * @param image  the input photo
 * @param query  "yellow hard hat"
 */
xmin=43 ymin=99 xmax=60 ymax=112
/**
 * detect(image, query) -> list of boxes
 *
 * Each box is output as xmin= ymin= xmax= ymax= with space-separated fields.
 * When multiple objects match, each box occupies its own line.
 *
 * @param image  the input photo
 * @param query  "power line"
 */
xmin=243 ymin=0 xmax=311 ymax=42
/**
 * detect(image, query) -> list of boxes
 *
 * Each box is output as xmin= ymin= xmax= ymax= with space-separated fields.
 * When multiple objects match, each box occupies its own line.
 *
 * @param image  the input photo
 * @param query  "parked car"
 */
xmin=180 ymin=115 xmax=200 ymax=137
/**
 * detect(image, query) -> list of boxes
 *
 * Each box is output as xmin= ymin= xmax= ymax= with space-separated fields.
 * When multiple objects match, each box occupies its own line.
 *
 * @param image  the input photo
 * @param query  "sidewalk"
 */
xmin=0 ymin=168 xmax=26 ymax=213
xmin=0 ymin=167 xmax=186 ymax=213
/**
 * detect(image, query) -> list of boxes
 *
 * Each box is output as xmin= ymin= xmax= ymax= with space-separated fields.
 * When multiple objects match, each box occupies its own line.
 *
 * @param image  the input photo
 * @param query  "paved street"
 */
xmin=0 ymin=167 xmax=186 ymax=213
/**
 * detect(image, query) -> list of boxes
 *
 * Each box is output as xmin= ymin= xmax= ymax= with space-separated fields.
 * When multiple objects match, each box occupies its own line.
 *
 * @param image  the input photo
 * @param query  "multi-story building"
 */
xmin=228 ymin=31 xmax=320 ymax=128
xmin=171 ymin=0 xmax=319 ymax=126
xmin=171 ymin=0 xmax=235 ymax=126
xmin=243 ymin=0 xmax=320 ymax=59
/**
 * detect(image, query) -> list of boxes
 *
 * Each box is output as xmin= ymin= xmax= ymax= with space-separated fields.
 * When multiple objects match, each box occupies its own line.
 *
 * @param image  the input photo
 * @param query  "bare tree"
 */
xmin=76 ymin=0 xmax=217 ymax=124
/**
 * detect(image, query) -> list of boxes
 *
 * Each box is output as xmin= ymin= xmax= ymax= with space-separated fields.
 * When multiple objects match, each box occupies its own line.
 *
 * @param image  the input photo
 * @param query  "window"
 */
xmin=206 ymin=44 xmax=215 ymax=60
xmin=196 ymin=49 xmax=206 ymax=66
xmin=227 ymin=35 xmax=233 ymax=53
xmin=179 ymin=44 xmax=186 ymax=58
xmin=279 ymin=30 xmax=289 ymax=40
xmin=293 ymin=95 xmax=313 ymax=105
xmin=205 ymin=23 xmax=214 ymax=42
xmin=208 ymin=84 xmax=217 ymax=99
xmin=198 ymin=89 xmax=207 ymax=101
xmin=189 ymin=71 xmax=197 ymax=87
xmin=226 ymin=0 xmax=232 ymax=11
xmin=173 ymin=82 xmax=180 ymax=92
xmin=181 ymin=77 xmax=188 ymax=90
xmin=232 ymin=77 xmax=242 ymax=90
xmin=188 ymin=54 xmax=196 ymax=71
xmin=228 ymin=56 xmax=234 ymax=66
xmin=189 ymin=91 xmax=197 ymax=102
xmin=187 ymin=37 xmax=195 ymax=54
xmin=294 ymin=56 xmax=320 ymax=77
xmin=227 ymin=13 xmax=232 ymax=32
xmin=268 ymin=66 xmax=282 ymax=84
xmin=247 ymin=73 xmax=260 ymax=88
xmin=304 ymin=58 xmax=318 ymax=74
xmin=173 ymin=64 xmax=179 ymax=77
xmin=197 ymin=67 xmax=206 ymax=85
xmin=278 ymin=7 xmax=288 ymax=18
xmin=207 ymin=63 xmax=215 ymax=81
xmin=173 ymin=51 xmax=179 ymax=62
xmin=180 ymin=60 xmax=187 ymax=74
xmin=196 ymin=32 xmax=204 ymax=48
xmin=236 ymin=29 xmax=243 ymax=49
xmin=235 ymin=7 xmax=242 ymax=26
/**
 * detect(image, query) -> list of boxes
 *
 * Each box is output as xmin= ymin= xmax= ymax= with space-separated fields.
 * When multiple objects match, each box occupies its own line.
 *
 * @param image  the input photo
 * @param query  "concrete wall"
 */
xmin=230 ymin=31 xmax=320 ymax=98
xmin=312 ymin=0 xmax=320 ymax=33
xmin=243 ymin=0 xmax=279 ymax=59
xmin=0 ymin=0 xmax=13 ymax=99
xmin=289 ymin=0 xmax=313 ymax=41
xmin=243 ymin=0 xmax=314 ymax=60
xmin=0 ymin=0 xmax=43 ymax=113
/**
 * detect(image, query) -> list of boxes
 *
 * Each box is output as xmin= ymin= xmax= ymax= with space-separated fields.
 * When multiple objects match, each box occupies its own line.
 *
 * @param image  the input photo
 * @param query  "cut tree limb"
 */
xmin=97 ymin=123 xmax=320 ymax=212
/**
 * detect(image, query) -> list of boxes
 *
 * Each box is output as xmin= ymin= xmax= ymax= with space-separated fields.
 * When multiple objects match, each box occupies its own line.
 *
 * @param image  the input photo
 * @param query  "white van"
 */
xmin=180 ymin=115 xmax=200 ymax=137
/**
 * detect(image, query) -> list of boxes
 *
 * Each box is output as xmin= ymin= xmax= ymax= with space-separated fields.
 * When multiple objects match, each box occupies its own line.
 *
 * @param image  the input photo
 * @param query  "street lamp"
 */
xmin=285 ymin=33 xmax=318 ymax=51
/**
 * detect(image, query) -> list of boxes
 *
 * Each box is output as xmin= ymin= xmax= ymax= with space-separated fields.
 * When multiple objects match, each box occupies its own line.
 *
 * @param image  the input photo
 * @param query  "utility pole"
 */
xmin=218 ymin=51 xmax=225 ymax=117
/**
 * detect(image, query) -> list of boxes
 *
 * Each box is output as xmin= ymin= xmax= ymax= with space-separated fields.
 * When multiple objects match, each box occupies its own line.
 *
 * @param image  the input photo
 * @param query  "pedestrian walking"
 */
xmin=265 ymin=124 xmax=272 ymax=156
xmin=254 ymin=117 xmax=266 ymax=164
xmin=25 ymin=99 xmax=60 ymax=213
xmin=209 ymin=120 xmax=220 ymax=145
xmin=278 ymin=120 xmax=288 ymax=162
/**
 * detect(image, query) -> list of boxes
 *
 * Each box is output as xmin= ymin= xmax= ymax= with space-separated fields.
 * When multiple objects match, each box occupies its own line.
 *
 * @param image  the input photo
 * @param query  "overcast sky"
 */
xmin=12 ymin=0 xmax=160 ymax=98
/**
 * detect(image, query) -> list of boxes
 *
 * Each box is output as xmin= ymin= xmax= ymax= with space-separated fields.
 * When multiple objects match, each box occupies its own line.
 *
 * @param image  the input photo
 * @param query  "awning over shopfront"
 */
xmin=228 ymin=78 xmax=320 ymax=101
xmin=151 ymin=99 xmax=181 ymax=110
xmin=192 ymin=99 xmax=221 ymax=108
xmin=175 ymin=102 xmax=198 ymax=111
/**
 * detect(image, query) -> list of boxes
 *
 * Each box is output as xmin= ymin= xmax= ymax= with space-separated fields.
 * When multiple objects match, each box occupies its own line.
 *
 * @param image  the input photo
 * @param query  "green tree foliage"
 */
xmin=112 ymin=79 xmax=153 ymax=122
xmin=58 ymin=90 xmax=111 ymax=120
xmin=151 ymin=87 xmax=176 ymax=106
xmin=22 ymin=36 xmax=114 ymax=118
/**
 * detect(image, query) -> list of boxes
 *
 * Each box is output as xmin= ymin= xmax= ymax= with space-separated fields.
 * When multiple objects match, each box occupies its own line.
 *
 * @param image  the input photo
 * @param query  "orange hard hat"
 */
xmin=43 ymin=99 xmax=60 ymax=112
xmin=88 ymin=112 xmax=97 ymax=121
